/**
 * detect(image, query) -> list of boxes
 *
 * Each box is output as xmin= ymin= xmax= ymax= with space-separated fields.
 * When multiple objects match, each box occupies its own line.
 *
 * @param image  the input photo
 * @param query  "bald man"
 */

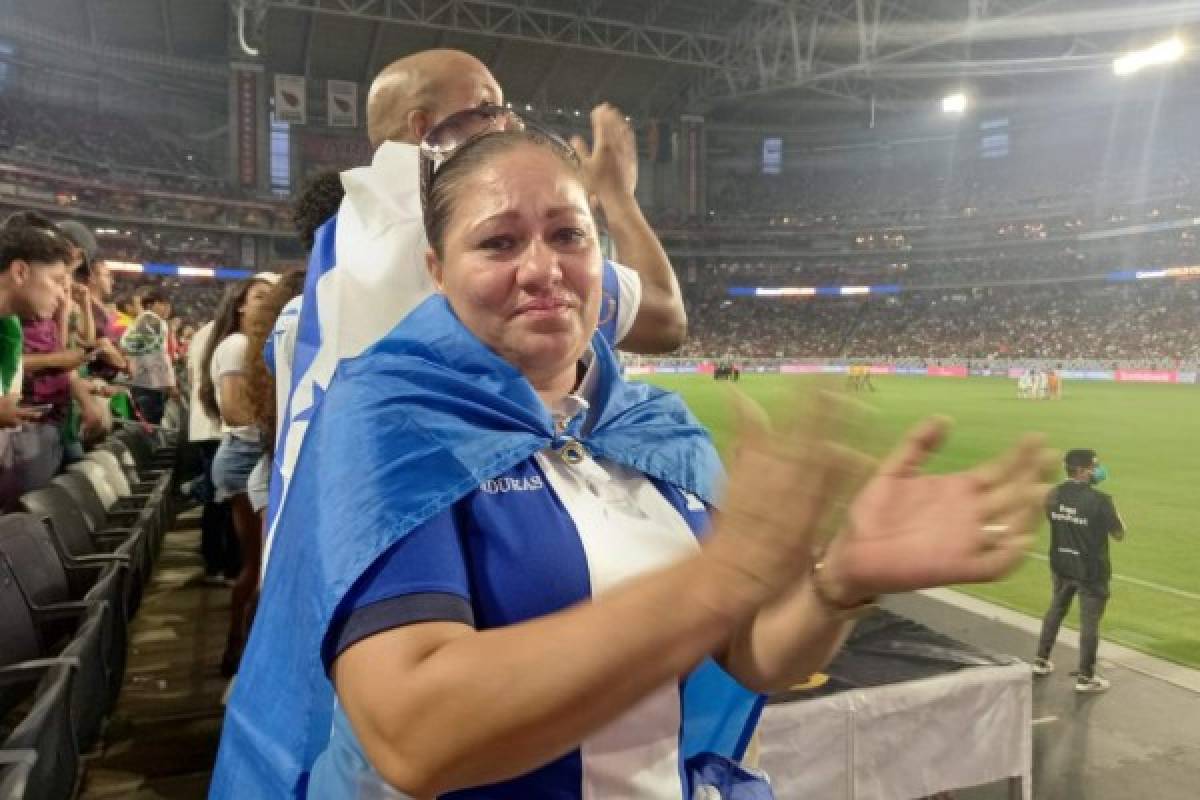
xmin=364 ymin=48 xmax=687 ymax=354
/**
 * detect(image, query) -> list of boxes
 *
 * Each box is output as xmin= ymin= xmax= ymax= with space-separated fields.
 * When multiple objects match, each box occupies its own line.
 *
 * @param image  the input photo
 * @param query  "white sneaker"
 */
xmin=1074 ymin=674 xmax=1111 ymax=693
xmin=1031 ymin=658 xmax=1054 ymax=676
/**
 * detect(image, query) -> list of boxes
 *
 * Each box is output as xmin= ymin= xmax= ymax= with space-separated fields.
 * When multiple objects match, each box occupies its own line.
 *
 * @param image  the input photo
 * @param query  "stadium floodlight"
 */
xmin=1113 ymin=36 xmax=1186 ymax=76
xmin=942 ymin=92 xmax=968 ymax=114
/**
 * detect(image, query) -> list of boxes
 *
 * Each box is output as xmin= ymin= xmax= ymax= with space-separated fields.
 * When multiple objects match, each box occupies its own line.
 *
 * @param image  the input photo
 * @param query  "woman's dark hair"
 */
xmin=0 ymin=211 xmax=73 ymax=273
xmin=292 ymin=171 xmax=345 ymax=252
xmin=198 ymin=278 xmax=268 ymax=423
xmin=56 ymin=220 xmax=99 ymax=281
xmin=424 ymin=130 xmax=585 ymax=260
xmin=244 ymin=269 xmax=307 ymax=457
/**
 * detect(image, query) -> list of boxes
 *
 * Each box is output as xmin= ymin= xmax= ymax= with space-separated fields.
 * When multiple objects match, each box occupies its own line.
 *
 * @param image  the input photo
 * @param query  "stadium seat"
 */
xmin=0 ymin=552 xmax=108 ymax=759
xmin=0 ymin=663 xmax=79 ymax=800
xmin=48 ymin=475 xmax=152 ymax=579
xmin=81 ymin=450 xmax=171 ymax=561
xmin=98 ymin=438 xmax=169 ymax=496
xmin=0 ymin=750 xmax=36 ymax=800
xmin=0 ymin=514 xmax=128 ymax=706
xmin=65 ymin=461 xmax=162 ymax=554
xmin=115 ymin=426 xmax=175 ymax=473
xmin=19 ymin=487 xmax=143 ymax=617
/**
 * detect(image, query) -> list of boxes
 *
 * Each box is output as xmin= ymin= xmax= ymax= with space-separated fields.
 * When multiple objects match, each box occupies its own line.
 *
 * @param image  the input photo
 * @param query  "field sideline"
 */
xmin=640 ymin=374 xmax=1200 ymax=669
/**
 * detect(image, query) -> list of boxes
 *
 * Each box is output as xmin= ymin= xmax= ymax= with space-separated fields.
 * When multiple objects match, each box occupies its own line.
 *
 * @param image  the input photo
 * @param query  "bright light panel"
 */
xmin=942 ymin=92 xmax=968 ymax=113
xmin=1113 ymin=36 xmax=1186 ymax=76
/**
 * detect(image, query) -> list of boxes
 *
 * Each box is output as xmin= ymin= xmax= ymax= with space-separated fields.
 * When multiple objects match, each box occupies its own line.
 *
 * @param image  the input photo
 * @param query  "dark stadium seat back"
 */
xmin=18 ymin=486 xmax=142 ymax=616
xmin=53 ymin=603 xmax=110 ymax=752
xmin=0 ymin=751 xmax=36 ymax=800
xmin=0 ymin=514 xmax=71 ymax=609
xmin=0 ymin=662 xmax=79 ymax=800
xmin=0 ymin=554 xmax=113 ymax=754
xmin=0 ymin=513 xmax=127 ymax=705
xmin=47 ymin=476 xmax=106 ymax=537
xmin=19 ymin=489 xmax=101 ymax=561
xmin=0 ymin=555 xmax=41 ymax=668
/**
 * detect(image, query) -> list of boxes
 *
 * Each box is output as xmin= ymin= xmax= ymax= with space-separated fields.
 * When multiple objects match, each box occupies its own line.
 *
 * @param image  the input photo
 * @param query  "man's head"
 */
xmin=1065 ymin=449 xmax=1104 ymax=483
xmin=366 ymin=49 xmax=502 ymax=149
xmin=0 ymin=211 xmax=72 ymax=320
xmin=141 ymin=289 xmax=172 ymax=320
xmin=59 ymin=219 xmax=115 ymax=301
xmin=292 ymin=171 xmax=346 ymax=252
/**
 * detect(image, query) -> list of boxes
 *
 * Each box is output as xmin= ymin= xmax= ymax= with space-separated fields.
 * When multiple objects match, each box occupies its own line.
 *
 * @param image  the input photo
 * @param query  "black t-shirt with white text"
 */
xmin=1045 ymin=480 xmax=1123 ymax=584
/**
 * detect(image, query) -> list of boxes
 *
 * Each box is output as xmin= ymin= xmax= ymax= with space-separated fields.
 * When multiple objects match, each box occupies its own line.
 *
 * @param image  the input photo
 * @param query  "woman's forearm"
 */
xmin=336 ymin=554 xmax=764 ymax=797
xmin=24 ymin=352 xmax=76 ymax=372
xmin=718 ymin=579 xmax=854 ymax=693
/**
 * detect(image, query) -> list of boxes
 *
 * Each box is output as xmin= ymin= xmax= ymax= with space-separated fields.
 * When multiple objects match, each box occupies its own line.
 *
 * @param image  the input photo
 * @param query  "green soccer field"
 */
xmin=639 ymin=373 xmax=1200 ymax=669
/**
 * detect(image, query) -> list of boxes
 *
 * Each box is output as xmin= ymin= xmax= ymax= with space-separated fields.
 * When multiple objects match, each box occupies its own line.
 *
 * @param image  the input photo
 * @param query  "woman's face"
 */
xmin=241 ymin=281 xmax=273 ymax=319
xmin=429 ymin=144 xmax=602 ymax=386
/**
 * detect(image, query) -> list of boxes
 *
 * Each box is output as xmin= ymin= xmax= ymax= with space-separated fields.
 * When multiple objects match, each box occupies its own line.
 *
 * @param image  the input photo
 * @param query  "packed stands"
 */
xmin=0 ymin=95 xmax=219 ymax=189
xmin=677 ymin=280 xmax=1200 ymax=364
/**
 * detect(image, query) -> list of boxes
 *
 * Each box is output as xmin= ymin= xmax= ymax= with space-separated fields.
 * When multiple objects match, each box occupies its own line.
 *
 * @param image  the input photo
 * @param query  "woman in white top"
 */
xmin=199 ymin=276 xmax=274 ymax=676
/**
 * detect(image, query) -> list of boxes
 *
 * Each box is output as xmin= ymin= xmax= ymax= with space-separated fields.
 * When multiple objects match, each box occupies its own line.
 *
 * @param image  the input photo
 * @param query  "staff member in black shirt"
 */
xmin=1033 ymin=448 xmax=1125 ymax=693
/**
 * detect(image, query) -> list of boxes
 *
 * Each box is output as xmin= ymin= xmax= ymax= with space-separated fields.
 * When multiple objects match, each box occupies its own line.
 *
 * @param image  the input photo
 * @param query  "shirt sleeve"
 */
xmin=1100 ymin=494 xmax=1125 ymax=535
xmin=211 ymin=333 xmax=249 ymax=379
xmin=608 ymin=259 xmax=643 ymax=347
xmin=323 ymin=505 xmax=474 ymax=672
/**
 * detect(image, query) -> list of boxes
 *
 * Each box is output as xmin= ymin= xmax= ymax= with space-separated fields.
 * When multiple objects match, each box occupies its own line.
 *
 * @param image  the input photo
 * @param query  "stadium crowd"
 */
xmin=704 ymin=128 xmax=1200 ymax=227
xmin=681 ymin=233 xmax=1199 ymax=288
xmin=676 ymin=280 xmax=1200 ymax=364
xmin=0 ymin=94 xmax=219 ymax=188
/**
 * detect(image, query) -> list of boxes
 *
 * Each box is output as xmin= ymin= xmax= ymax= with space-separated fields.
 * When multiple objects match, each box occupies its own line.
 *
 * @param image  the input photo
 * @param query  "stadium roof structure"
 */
xmin=0 ymin=0 xmax=1196 ymax=127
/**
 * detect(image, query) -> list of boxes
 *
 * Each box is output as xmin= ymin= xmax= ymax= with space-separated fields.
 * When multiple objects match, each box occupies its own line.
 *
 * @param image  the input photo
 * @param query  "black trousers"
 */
xmin=195 ymin=440 xmax=239 ymax=579
xmin=1036 ymin=571 xmax=1109 ymax=678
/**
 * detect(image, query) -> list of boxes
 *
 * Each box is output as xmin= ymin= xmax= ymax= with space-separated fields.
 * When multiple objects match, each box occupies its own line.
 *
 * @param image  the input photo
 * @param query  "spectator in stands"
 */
xmin=17 ymin=242 xmax=91 ymax=465
xmin=187 ymin=292 xmax=237 ymax=587
xmin=0 ymin=213 xmax=72 ymax=436
xmin=199 ymin=276 xmax=275 ymax=676
xmin=121 ymin=288 xmax=178 ymax=425
xmin=216 ymin=126 xmax=1054 ymax=798
xmin=62 ymin=220 xmax=130 ymax=383
xmin=242 ymin=269 xmax=306 ymax=520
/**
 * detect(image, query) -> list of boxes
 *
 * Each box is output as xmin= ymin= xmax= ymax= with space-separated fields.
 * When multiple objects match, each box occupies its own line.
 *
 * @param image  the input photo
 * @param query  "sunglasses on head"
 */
xmin=419 ymin=104 xmax=580 ymax=236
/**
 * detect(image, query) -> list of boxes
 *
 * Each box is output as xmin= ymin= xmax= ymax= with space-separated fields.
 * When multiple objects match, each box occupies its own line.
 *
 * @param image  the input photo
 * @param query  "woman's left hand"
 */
xmin=821 ymin=417 xmax=1057 ymax=605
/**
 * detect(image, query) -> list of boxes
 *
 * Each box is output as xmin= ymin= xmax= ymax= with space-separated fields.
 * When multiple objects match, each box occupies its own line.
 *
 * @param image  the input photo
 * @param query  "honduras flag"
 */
xmin=261 ymin=141 xmax=637 ymax=572
xmin=210 ymin=294 xmax=767 ymax=798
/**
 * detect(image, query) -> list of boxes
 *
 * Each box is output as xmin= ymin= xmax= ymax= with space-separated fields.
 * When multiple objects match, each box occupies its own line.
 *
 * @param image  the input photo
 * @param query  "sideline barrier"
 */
xmin=629 ymin=361 xmax=1196 ymax=384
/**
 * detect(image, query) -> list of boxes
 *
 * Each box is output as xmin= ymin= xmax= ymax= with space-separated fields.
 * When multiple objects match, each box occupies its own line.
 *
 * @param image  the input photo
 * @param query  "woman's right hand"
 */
xmin=703 ymin=389 xmax=871 ymax=613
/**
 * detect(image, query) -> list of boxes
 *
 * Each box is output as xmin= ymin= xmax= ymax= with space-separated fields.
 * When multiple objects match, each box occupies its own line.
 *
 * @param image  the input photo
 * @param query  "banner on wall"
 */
xmin=235 ymin=67 xmax=259 ymax=187
xmin=1114 ymin=370 xmax=1178 ymax=383
xmin=326 ymin=80 xmax=358 ymax=128
xmin=926 ymin=366 xmax=969 ymax=378
xmin=274 ymin=74 xmax=307 ymax=124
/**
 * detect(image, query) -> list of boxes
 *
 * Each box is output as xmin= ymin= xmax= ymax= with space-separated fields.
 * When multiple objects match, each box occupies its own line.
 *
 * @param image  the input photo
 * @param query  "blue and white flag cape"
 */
xmin=210 ymin=295 xmax=765 ymax=798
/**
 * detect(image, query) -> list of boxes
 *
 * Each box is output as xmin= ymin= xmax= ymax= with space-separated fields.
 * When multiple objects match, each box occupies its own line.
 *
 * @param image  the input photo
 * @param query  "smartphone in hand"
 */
xmin=19 ymin=403 xmax=54 ymax=417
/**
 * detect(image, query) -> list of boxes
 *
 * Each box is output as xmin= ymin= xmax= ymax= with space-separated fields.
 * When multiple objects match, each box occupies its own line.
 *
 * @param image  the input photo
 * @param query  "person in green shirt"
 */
xmin=0 ymin=212 xmax=72 ymax=428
